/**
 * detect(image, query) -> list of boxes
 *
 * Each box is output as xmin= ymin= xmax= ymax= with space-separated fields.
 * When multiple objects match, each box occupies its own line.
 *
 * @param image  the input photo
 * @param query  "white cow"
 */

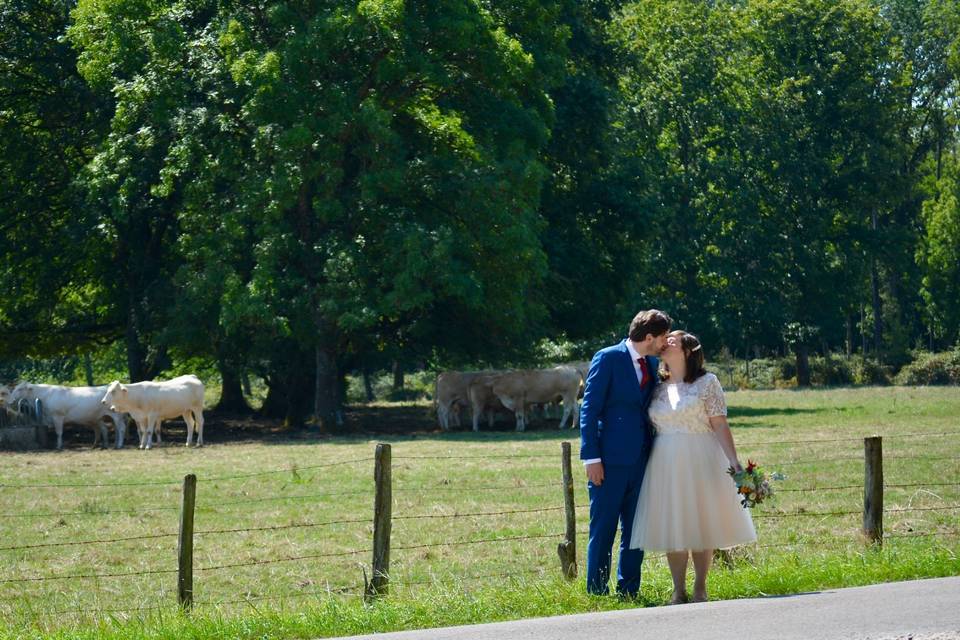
xmin=2 ymin=383 xmax=128 ymax=449
xmin=466 ymin=374 xmax=512 ymax=432
xmin=491 ymin=366 xmax=582 ymax=432
xmin=101 ymin=375 xmax=205 ymax=449
xmin=435 ymin=371 xmax=496 ymax=430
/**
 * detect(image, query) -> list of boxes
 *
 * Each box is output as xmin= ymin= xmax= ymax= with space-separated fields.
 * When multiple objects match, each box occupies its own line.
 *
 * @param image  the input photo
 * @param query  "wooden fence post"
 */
xmin=178 ymin=473 xmax=197 ymax=609
xmin=863 ymin=436 xmax=883 ymax=546
xmin=366 ymin=443 xmax=392 ymax=600
xmin=557 ymin=441 xmax=577 ymax=580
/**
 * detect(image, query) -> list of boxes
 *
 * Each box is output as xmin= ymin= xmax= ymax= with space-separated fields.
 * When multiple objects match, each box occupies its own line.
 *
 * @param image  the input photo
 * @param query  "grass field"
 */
xmin=0 ymin=386 xmax=958 ymax=639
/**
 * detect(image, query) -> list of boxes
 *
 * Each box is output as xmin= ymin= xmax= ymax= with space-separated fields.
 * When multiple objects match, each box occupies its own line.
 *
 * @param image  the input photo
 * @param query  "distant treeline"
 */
xmin=1 ymin=0 xmax=959 ymax=424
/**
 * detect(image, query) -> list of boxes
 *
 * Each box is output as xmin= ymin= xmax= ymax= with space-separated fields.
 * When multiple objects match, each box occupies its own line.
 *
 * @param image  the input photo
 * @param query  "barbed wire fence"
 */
xmin=0 ymin=431 xmax=957 ymax=619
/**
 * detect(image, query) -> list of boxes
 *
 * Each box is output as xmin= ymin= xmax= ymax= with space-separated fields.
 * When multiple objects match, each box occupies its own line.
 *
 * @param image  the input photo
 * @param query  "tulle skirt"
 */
xmin=630 ymin=432 xmax=757 ymax=552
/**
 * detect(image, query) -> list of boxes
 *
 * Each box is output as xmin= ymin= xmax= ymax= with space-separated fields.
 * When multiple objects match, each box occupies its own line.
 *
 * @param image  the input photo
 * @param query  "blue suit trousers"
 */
xmin=586 ymin=461 xmax=647 ymax=596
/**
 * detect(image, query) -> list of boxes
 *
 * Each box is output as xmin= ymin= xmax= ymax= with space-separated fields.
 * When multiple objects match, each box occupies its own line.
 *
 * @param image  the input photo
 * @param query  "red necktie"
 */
xmin=636 ymin=357 xmax=649 ymax=388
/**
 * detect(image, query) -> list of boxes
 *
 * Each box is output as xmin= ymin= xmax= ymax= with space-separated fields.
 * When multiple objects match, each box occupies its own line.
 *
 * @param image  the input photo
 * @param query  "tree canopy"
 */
xmin=1 ymin=0 xmax=958 ymax=409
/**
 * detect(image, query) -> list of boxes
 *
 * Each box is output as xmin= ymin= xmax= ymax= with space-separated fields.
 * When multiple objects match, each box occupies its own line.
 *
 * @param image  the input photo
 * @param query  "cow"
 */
xmin=466 ymin=373 xmax=512 ymax=432
xmin=435 ymin=371 xmax=498 ymax=430
xmin=491 ymin=366 xmax=582 ymax=432
xmin=565 ymin=361 xmax=592 ymax=399
xmin=1 ymin=383 xmax=128 ymax=449
xmin=0 ymin=385 xmax=17 ymax=427
xmin=101 ymin=375 xmax=205 ymax=449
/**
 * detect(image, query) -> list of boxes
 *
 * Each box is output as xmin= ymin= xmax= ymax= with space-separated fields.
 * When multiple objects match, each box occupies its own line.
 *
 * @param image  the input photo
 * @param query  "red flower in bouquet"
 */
xmin=728 ymin=460 xmax=774 ymax=508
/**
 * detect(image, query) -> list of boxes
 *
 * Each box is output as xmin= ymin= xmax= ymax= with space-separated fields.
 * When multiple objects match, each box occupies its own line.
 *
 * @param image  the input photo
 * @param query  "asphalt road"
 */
xmin=335 ymin=576 xmax=960 ymax=640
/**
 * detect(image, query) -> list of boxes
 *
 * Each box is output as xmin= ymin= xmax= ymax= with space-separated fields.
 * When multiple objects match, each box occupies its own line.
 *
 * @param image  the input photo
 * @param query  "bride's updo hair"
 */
xmin=668 ymin=330 xmax=707 ymax=383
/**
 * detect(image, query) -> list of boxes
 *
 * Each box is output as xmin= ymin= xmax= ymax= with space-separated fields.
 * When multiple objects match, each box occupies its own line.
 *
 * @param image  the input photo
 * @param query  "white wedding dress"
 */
xmin=630 ymin=372 xmax=756 ymax=552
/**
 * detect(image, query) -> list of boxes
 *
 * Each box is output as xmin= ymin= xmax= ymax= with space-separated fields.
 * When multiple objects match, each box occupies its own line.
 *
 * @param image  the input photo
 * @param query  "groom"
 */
xmin=580 ymin=309 xmax=671 ymax=597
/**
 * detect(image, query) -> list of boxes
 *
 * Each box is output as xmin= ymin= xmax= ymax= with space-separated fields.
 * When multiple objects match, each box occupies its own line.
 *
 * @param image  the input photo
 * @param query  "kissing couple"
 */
xmin=580 ymin=309 xmax=756 ymax=604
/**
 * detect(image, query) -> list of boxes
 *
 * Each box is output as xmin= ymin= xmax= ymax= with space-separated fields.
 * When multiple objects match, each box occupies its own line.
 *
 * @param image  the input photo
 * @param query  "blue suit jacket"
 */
xmin=579 ymin=340 xmax=659 ymax=466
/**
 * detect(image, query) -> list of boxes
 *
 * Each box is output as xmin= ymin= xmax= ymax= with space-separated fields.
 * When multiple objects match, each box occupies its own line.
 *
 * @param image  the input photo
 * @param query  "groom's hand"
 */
xmin=586 ymin=461 xmax=604 ymax=486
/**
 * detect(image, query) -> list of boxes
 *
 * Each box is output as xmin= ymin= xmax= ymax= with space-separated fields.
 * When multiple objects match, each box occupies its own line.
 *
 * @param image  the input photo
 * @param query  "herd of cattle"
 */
xmin=434 ymin=363 xmax=590 ymax=432
xmin=0 ymin=363 xmax=592 ymax=449
xmin=0 ymin=376 xmax=206 ymax=450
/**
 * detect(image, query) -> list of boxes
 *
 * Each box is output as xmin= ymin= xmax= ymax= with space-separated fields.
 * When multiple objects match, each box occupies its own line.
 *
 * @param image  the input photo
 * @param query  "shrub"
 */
xmin=809 ymin=355 xmax=854 ymax=386
xmin=729 ymin=357 xmax=795 ymax=389
xmin=850 ymin=356 xmax=892 ymax=386
xmin=894 ymin=349 xmax=960 ymax=385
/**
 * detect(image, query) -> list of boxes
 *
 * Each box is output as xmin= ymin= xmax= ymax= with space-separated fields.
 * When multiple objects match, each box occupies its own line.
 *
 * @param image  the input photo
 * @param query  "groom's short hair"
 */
xmin=628 ymin=309 xmax=672 ymax=342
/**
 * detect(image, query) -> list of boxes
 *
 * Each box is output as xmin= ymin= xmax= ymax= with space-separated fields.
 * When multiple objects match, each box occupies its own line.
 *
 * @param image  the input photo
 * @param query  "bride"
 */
xmin=630 ymin=330 xmax=756 ymax=604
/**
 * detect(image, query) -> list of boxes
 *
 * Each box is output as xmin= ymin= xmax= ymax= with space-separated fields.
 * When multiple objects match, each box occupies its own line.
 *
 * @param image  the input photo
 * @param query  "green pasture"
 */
xmin=0 ymin=386 xmax=958 ymax=640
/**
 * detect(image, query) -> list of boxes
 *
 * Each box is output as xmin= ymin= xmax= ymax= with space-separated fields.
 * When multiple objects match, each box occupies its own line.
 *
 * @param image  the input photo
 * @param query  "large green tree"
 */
xmin=0 ymin=0 xmax=112 ymax=359
xmin=737 ymin=0 xmax=907 ymax=381
xmin=70 ymin=0 xmax=561 ymax=424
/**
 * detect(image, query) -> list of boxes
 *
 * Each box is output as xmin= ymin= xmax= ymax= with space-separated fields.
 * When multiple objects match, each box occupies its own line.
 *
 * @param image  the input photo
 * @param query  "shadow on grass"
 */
xmin=39 ymin=403 xmax=828 ymax=451
xmin=34 ymin=405 xmax=581 ymax=451
xmin=727 ymin=406 xmax=825 ymax=418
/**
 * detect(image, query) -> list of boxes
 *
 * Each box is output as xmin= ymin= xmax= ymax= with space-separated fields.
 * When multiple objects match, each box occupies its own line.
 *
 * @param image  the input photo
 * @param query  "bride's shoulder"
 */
xmin=696 ymin=372 xmax=722 ymax=389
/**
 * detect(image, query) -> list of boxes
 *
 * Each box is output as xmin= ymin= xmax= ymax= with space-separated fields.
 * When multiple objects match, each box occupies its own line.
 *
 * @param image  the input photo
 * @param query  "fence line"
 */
xmin=742 ymin=431 xmax=960 ymax=446
xmin=193 ymin=517 xmax=371 ymax=536
xmin=200 ymin=458 xmax=373 ymax=482
xmin=886 ymin=505 xmax=960 ymax=513
xmin=206 ymin=488 xmax=373 ymax=506
xmin=394 ymin=506 xmax=565 ymax=521
xmin=0 ymin=457 xmax=373 ymax=490
xmin=1 ymin=436 xmax=958 ymax=617
xmin=393 ymin=481 xmax=557 ymax=493
xmin=195 ymin=585 xmax=363 ymax=606
xmin=196 ymin=548 xmax=371 ymax=573
xmin=751 ymin=509 xmax=862 ymax=519
xmin=392 ymin=532 xmax=564 ymax=553
xmin=775 ymin=481 xmax=960 ymax=493
xmin=0 ymin=531 xmax=178 ymax=552
xmin=0 ymin=504 xmax=182 ymax=519
xmin=393 ymin=453 xmax=557 ymax=460
xmin=0 ymin=566 xmax=177 ymax=584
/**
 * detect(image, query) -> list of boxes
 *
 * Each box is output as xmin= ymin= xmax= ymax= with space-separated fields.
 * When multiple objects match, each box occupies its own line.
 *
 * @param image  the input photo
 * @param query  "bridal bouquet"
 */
xmin=728 ymin=460 xmax=773 ymax=508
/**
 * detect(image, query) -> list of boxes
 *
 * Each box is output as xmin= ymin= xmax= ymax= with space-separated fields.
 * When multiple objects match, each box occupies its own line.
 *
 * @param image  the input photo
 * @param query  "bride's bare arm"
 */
xmin=709 ymin=416 xmax=742 ymax=471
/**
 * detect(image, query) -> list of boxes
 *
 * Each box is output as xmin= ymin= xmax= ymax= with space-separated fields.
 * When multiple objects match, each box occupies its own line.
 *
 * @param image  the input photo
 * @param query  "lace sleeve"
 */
xmin=701 ymin=373 xmax=727 ymax=417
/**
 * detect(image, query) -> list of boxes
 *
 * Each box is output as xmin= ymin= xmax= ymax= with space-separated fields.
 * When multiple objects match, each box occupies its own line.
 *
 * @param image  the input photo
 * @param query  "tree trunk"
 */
xmin=860 ymin=303 xmax=867 ymax=355
xmin=260 ymin=381 xmax=285 ymax=418
xmin=845 ymin=314 xmax=853 ymax=358
xmin=392 ymin=360 xmax=404 ymax=391
xmin=215 ymin=361 xmax=252 ymax=414
xmin=870 ymin=210 xmax=883 ymax=361
xmin=260 ymin=346 xmax=316 ymax=427
xmin=125 ymin=316 xmax=148 ymax=383
xmin=795 ymin=344 xmax=810 ymax=387
xmin=363 ymin=366 xmax=375 ymax=402
xmin=83 ymin=353 xmax=95 ymax=386
xmin=314 ymin=347 xmax=339 ymax=430
xmin=241 ymin=371 xmax=252 ymax=396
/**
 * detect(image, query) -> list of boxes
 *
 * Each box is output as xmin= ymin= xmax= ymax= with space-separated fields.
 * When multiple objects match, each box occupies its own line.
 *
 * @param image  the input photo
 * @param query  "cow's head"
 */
xmin=0 ymin=385 xmax=10 ymax=407
xmin=101 ymin=381 xmax=128 ymax=412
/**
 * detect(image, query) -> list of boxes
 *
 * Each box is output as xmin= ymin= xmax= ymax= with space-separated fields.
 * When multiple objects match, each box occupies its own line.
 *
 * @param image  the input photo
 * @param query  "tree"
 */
xmin=871 ymin=0 xmax=960 ymax=359
xmin=0 ymin=0 xmax=113 ymax=360
xmin=918 ymin=151 xmax=960 ymax=344
xmin=736 ymin=0 xmax=907 ymax=381
xmin=70 ymin=0 xmax=561 ymax=425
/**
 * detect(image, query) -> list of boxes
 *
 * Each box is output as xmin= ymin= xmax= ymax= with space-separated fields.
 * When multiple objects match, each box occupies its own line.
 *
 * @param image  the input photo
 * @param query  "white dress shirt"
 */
xmin=583 ymin=339 xmax=648 ymax=466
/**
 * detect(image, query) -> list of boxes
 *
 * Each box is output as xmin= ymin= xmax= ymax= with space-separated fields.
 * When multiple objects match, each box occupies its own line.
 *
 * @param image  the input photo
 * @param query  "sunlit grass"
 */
xmin=0 ymin=386 xmax=957 ymax=639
